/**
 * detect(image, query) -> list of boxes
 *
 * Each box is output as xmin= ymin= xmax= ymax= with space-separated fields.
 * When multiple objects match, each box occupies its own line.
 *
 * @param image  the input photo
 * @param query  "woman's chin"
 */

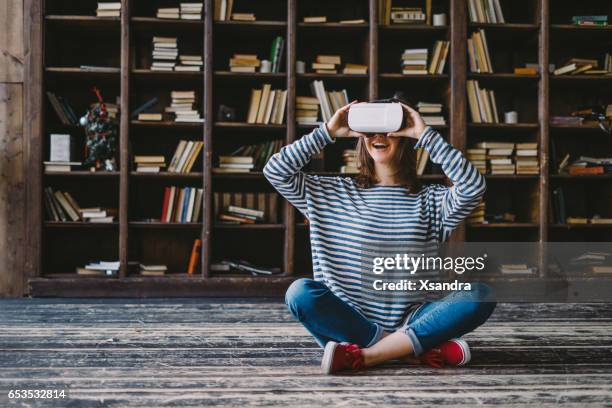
xmin=370 ymin=153 xmax=394 ymax=164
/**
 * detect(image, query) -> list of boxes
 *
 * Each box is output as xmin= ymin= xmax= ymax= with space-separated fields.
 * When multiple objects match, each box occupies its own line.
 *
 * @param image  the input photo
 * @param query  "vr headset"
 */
xmin=348 ymin=99 xmax=407 ymax=133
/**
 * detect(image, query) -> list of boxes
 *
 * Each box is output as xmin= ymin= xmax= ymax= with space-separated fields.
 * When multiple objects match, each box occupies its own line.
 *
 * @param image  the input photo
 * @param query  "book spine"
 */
xmin=187 ymin=238 xmax=202 ymax=275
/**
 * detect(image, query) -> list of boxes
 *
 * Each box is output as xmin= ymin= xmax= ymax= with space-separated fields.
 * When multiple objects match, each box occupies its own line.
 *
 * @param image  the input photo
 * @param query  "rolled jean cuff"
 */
xmin=403 ymin=327 xmax=424 ymax=356
xmin=366 ymin=323 xmax=385 ymax=347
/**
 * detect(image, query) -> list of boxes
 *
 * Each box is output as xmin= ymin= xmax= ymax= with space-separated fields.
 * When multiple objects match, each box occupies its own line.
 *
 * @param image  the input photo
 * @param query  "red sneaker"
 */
xmin=321 ymin=341 xmax=364 ymax=374
xmin=420 ymin=339 xmax=471 ymax=368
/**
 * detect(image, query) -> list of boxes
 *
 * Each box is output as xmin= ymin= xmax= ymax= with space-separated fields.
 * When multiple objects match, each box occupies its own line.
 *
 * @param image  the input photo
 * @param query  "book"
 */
xmin=49 ymin=134 xmax=71 ymax=162
xmin=187 ymin=239 xmax=202 ymax=275
xmin=244 ymin=84 xmax=286 ymax=124
xmin=468 ymin=0 xmax=504 ymax=23
xmin=303 ymin=16 xmax=326 ymax=23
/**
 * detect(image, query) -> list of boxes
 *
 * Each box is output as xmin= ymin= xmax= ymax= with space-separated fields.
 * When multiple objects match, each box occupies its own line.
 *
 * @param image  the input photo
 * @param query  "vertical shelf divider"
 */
xmin=119 ymin=0 xmax=131 ymax=279
xmin=284 ymin=0 xmax=297 ymax=275
xmin=369 ymin=0 xmax=378 ymax=100
xmin=449 ymin=0 xmax=467 ymax=243
xmin=538 ymin=0 xmax=550 ymax=277
xmin=202 ymin=0 xmax=214 ymax=277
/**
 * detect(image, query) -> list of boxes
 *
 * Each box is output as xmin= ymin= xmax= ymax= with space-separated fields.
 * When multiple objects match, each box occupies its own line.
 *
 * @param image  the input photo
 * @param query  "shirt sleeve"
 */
xmin=263 ymin=124 xmax=335 ymax=218
xmin=415 ymin=126 xmax=486 ymax=240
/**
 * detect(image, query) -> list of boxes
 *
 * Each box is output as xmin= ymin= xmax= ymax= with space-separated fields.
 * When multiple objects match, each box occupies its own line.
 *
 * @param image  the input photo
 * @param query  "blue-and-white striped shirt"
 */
xmin=264 ymin=125 xmax=486 ymax=330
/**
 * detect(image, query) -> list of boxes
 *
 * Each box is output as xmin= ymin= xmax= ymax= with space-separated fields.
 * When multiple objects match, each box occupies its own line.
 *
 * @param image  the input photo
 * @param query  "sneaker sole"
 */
xmin=321 ymin=341 xmax=338 ymax=374
xmin=450 ymin=338 xmax=471 ymax=366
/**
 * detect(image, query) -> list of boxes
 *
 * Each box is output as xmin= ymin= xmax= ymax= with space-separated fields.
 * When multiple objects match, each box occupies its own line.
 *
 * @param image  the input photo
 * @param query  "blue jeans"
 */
xmin=285 ymin=278 xmax=496 ymax=356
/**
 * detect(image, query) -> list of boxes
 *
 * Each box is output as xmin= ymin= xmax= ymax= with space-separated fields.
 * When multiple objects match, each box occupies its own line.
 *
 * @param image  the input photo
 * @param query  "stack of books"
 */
xmin=47 ymin=92 xmax=78 ymax=125
xmin=428 ymin=41 xmax=450 ymax=74
xmin=466 ymin=148 xmax=487 ymax=174
xmin=77 ymin=261 xmax=119 ymax=276
xmin=515 ymin=143 xmax=539 ymax=175
xmin=571 ymin=15 xmax=607 ymax=27
xmin=296 ymin=96 xmax=320 ymax=125
xmin=216 ymin=156 xmax=255 ymax=173
xmin=180 ymin=3 xmax=203 ymax=20
xmin=554 ymin=58 xmax=603 ymax=76
xmin=176 ymin=55 xmax=203 ymax=72
xmin=402 ymin=48 xmax=428 ymax=75
xmin=168 ymin=140 xmax=204 ymax=173
xmin=214 ymin=0 xmax=235 ymax=21
xmin=467 ymin=29 xmax=493 ymax=73
xmin=246 ymin=84 xmax=288 ymax=124
xmin=80 ymin=208 xmax=117 ymax=223
xmin=151 ymin=36 xmax=178 ymax=71
xmin=156 ymin=7 xmax=179 ymax=19
xmin=565 ymin=156 xmax=612 ymax=176
xmin=96 ymin=2 xmax=121 ymax=17
xmin=229 ymin=53 xmax=260 ymax=73
xmin=312 ymin=55 xmax=341 ymax=74
xmin=232 ymin=13 xmax=255 ymax=21
xmin=213 ymin=140 xmax=283 ymax=173
xmin=513 ymin=64 xmax=538 ymax=76
xmin=466 ymin=80 xmax=500 ymax=123
xmin=340 ymin=149 xmax=358 ymax=174
xmin=210 ymin=260 xmax=281 ymax=276
xmin=134 ymin=155 xmax=166 ymax=173
xmin=391 ymin=7 xmax=426 ymax=24
xmin=467 ymin=201 xmax=486 ymax=225
xmin=467 ymin=0 xmax=505 ymax=23
xmin=218 ymin=206 xmax=265 ymax=225
xmin=44 ymin=133 xmax=81 ymax=172
xmin=417 ymin=102 xmax=446 ymax=126
xmin=161 ymin=186 xmax=204 ymax=223
xmin=213 ymin=192 xmax=279 ymax=223
xmin=569 ymin=251 xmax=612 ymax=274
xmin=137 ymin=112 xmax=162 ymax=122
xmin=310 ymin=80 xmax=349 ymax=122
xmin=343 ymin=64 xmax=368 ymax=75
xmin=139 ymin=264 xmax=168 ymax=276
xmin=303 ymin=16 xmax=327 ymax=23
xmin=475 ymin=141 xmax=515 ymax=175
xmin=499 ymin=264 xmax=536 ymax=275
xmin=167 ymin=91 xmax=203 ymax=123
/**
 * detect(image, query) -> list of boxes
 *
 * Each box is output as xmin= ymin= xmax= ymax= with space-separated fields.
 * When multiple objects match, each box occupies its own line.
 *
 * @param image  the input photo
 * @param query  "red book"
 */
xmin=187 ymin=238 xmax=202 ymax=275
xmin=160 ymin=187 xmax=171 ymax=222
xmin=569 ymin=166 xmax=604 ymax=176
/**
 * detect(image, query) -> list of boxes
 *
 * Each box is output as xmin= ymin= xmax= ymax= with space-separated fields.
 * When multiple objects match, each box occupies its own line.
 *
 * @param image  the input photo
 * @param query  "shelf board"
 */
xmin=130 ymin=171 xmax=203 ymax=179
xmin=44 ymin=171 xmax=119 ymax=178
xmin=132 ymin=69 xmax=203 ymax=79
xmin=44 ymin=221 xmax=118 ymax=228
xmin=468 ymin=73 xmax=539 ymax=80
xmin=551 ymin=174 xmax=612 ymax=180
xmin=550 ymin=123 xmax=603 ymax=130
xmin=379 ymin=73 xmax=448 ymax=80
xmin=131 ymin=16 xmax=203 ymax=27
xmin=212 ymin=171 xmax=265 ymax=179
xmin=131 ymin=120 xmax=202 ymax=128
xmin=380 ymin=24 xmax=447 ymax=31
xmin=45 ymin=67 xmax=120 ymax=77
xmin=298 ymin=22 xmax=369 ymax=29
xmin=214 ymin=122 xmax=286 ymax=130
xmin=551 ymin=24 xmax=611 ymax=31
xmin=468 ymin=22 xmax=539 ymax=30
xmin=550 ymin=223 xmax=612 ymax=229
xmin=486 ymin=174 xmax=539 ymax=179
xmin=468 ymin=223 xmax=539 ymax=228
xmin=214 ymin=20 xmax=287 ymax=27
xmin=45 ymin=15 xmax=120 ymax=28
xmin=213 ymin=223 xmax=285 ymax=230
xmin=214 ymin=71 xmax=286 ymax=78
xmin=298 ymin=73 xmax=369 ymax=79
xmin=129 ymin=221 xmax=202 ymax=228
xmin=550 ymin=74 xmax=612 ymax=82
xmin=468 ymin=123 xmax=539 ymax=129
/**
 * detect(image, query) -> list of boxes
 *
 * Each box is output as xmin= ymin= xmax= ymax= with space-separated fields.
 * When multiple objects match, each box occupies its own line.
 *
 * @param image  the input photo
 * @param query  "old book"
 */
xmin=255 ymin=84 xmax=272 ymax=124
xmin=246 ymin=89 xmax=262 ymax=123
xmin=187 ymin=239 xmax=202 ymax=275
xmin=303 ymin=16 xmax=326 ymax=23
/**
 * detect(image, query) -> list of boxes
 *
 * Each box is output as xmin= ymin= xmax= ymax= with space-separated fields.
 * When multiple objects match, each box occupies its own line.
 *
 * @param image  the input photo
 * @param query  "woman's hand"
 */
xmin=325 ymin=101 xmax=368 ymax=139
xmin=387 ymin=103 xmax=427 ymax=140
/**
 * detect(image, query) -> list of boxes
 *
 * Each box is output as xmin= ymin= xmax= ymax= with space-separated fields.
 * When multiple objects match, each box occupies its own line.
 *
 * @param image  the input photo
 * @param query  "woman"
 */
xmin=264 ymin=100 xmax=496 ymax=374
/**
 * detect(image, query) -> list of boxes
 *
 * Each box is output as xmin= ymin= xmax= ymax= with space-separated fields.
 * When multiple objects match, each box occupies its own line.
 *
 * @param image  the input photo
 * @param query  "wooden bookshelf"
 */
xmin=24 ymin=0 xmax=612 ymax=296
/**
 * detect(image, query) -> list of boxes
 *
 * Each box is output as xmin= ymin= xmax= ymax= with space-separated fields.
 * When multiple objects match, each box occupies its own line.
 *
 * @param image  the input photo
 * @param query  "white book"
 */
xmin=50 ymin=133 xmax=71 ymax=162
xmin=175 ymin=141 xmax=194 ymax=172
xmin=186 ymin=186 xmax=196 ymax=222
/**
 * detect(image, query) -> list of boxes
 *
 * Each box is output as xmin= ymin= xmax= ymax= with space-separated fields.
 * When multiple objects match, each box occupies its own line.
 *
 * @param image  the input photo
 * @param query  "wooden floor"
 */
xmin=1 ymin=300 xmax=611 ymax=407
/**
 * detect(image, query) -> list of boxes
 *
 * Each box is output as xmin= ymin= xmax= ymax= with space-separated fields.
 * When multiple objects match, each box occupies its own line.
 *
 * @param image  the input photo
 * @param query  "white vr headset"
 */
xmin=348 ymin=103 xmax=405 ymax=133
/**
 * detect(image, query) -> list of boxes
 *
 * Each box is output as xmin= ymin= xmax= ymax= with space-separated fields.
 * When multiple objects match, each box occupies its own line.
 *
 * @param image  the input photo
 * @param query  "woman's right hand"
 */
xmin=325 ymin=101 xmax=367 ymax=139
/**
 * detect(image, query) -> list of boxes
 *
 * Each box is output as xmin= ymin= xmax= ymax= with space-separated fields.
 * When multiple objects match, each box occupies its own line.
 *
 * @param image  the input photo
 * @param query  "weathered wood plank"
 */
xmin=0 ymin=84 xmax=25 ymax=297
xmin=0 ymin=0 xmax=24 ymax=82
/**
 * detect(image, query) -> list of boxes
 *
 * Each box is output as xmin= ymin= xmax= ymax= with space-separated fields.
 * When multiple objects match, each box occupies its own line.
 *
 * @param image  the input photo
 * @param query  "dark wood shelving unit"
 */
xmin=24 ymin=0 xmax=612 ymax=296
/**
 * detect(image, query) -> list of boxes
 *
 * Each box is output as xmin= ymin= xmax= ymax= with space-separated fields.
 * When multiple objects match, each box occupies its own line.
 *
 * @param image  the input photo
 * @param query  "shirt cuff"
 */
xmin=319 ymin=123 xmax=336 ymax=145
xmin=413 ymin=126 xmax=438 ymax=150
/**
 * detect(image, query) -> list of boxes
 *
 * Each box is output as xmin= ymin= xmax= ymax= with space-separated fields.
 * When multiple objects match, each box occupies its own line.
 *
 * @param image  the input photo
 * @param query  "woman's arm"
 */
xmin=263 ymin=124 xmax=334 ymax=216
xmin=415 ymin=127 xmax=486 ymax=239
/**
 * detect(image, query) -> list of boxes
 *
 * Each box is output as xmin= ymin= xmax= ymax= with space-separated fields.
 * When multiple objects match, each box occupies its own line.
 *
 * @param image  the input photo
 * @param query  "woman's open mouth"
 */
xmin=373 ymin=142 xmax=389 ymax=151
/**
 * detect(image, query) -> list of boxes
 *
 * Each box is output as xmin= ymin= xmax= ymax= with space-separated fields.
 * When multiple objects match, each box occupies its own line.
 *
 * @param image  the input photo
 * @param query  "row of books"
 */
xmin=467 ymin=0 xmax=505 ymax=24
xmin=246 ymin=84 xmax=288 ymax=124
xmin=213 ymin=192 xmax=279 ymax=223
xmin=551 ymin=187 xmax=612 ymax=225
xmin=46 ymin=92 xmax=79 ymax=125
xmin=467 ymin=142 xmax=539 ymax=175
xmin=229 ymin=37 xmax=284 ymax=73
xmin=161 ymin=186 xmax=204 ymax=223
xmin=302 ymin=17 xmax=366 ymax=24
xmin=554 ymin=57 xmax=612 ymax=76
xmin=213 ymin=0 xmax=235 ymax=21
xmin=134 ymin=140 xmax=203 ymax=173
xmin=466 ymin=80 xmax=500 ymax=124
xmin=310 ymin=55 xmax=367 ymax=75
xmin=379 ymin=0 xmax=432 ymax=26
xmin=401 ymin=42 xmax=449 ymax=75
xmin=96 ymin=2 xmax=121 ymax=18
xmin=44 ymin=187 xmax=116 ymax=223
xmin=156 ymin=3 xmax=202 ymax=20
xmin=214 ymin=139 xmax=283 ymax=173
xmin=571 ymin=15 xmax=607 ymax=27
xmin=77 ymin=261 xmax=119 ymax=276
xmin=310 ymin=80 xmax=349 ymax=122
xmin=467 ymin=29 xmax=493 ymax=73
xmin=417 ymin=102 xmax=446 ymax=126
xmin=218 ymin=205 xmax=266 ymax=224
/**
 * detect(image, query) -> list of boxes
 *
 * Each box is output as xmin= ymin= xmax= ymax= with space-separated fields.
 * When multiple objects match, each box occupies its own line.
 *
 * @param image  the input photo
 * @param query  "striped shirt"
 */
xmin=264 ymin=125 xmax=486 ymax=330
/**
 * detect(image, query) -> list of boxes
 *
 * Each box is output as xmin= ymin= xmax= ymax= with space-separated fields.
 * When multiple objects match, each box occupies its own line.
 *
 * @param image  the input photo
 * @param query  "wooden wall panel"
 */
xmin=0 ymin=0 xmax=24 ymax=83
xmin=0 ymin=84 xmax=25 ymax=297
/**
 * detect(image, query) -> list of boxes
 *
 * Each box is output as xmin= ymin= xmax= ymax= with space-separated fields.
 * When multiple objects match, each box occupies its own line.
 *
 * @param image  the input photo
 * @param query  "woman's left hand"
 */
xmin=387 ymin=103 xmax=426 ymax=140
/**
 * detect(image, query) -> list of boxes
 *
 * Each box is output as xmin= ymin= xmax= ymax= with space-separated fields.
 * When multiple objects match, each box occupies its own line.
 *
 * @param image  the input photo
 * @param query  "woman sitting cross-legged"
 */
xmin=264 ymin=99 xmax=496 ymax=374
